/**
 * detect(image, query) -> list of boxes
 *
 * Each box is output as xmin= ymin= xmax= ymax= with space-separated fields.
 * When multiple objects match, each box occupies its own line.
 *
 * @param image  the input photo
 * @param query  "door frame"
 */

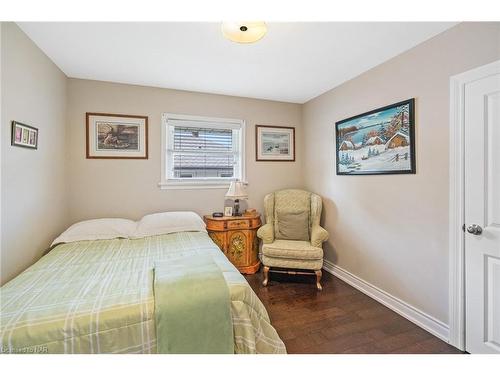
xmin=448 ymin=59 xmax=500 ymax=351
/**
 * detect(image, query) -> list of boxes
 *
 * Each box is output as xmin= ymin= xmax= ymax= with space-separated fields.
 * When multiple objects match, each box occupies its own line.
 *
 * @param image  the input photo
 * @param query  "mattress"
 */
xmin=0 ymin=231 xmax=286 ymax=354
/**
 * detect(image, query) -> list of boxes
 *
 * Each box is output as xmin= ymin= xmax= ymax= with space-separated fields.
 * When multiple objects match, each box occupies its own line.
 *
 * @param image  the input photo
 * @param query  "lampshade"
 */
xmin=221 ymin=22 xmax=267 ymax=44
xmin=225 ymin=181 xmax=248 ymax=200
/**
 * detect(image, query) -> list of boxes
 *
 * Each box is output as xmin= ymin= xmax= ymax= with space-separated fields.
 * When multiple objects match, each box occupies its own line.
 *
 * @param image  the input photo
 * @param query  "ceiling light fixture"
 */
xmin=221 ymin=22 xmax=267 ymax=44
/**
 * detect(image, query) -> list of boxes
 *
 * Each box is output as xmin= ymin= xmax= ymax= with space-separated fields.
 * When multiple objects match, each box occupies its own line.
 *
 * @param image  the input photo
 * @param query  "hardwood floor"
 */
xmin=245 ymin=270 xmax=462 ymax=354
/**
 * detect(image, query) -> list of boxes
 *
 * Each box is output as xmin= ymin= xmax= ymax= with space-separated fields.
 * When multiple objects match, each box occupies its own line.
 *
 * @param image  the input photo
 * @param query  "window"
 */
xmin=160 ymin=114 xmax=245 ymax=189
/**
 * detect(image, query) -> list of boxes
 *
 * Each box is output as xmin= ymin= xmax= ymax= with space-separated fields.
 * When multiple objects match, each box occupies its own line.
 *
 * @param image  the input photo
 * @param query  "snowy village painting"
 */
xmin=335 ymin=99 xmax=415 ymax=175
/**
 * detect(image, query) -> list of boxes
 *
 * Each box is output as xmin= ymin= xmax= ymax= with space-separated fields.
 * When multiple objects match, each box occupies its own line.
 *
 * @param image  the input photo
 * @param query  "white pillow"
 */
xmin=51 ymin=218 xmax=137 ymax=246
xmin=132 ymin=211 xmax=206 ymax=239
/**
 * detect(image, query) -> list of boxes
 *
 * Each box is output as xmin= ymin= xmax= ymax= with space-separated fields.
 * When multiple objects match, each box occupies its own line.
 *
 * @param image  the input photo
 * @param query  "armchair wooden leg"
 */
xmin=315 ymin=270 xmax=322 ymax=291
xmin=262 ymin=266 xmax=270 ymax=287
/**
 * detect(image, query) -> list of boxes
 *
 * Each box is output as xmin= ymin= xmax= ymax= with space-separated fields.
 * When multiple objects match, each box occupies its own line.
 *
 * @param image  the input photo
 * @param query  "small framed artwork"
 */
xmin=335 ymin=98 xmax=416 ymax=175
xmin=86 ymin=112 xmax=148 ymax=159
xmin=255 ymin=125 xmax=295 ymax=161
xmin=224 ymin=206 xmax=233 ymax=217
xmin=11 ymin=121 xmax=38 ymax=149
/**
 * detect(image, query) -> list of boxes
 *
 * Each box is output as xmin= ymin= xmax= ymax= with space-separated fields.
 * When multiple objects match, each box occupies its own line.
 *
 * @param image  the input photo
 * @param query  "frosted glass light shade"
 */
xmin=221 ymin=22 xmax=267 ymax=44
xmin=225 ymin=181 xmax=248 ymax=200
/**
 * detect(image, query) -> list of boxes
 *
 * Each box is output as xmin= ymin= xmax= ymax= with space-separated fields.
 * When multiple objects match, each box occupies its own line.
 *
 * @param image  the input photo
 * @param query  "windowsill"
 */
xmin=158 ymin=180 xmax=248 ymax=190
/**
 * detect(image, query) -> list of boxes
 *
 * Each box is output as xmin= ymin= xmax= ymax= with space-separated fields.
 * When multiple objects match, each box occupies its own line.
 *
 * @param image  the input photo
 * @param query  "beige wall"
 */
xmin=1 ymin=23 xmax=68 ymax=284
xmin=66 ymin=79 xmax=303 ymax=223
xmin=302 ymin=22 xmax=500 ymax=323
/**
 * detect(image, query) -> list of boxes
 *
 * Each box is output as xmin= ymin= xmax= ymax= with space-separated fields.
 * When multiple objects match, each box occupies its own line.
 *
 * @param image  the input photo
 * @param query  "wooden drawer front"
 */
xmin=205 ymin=220 xmax=226 ymax=231
xmin=227 ymin=220 xmax=249 ymax=230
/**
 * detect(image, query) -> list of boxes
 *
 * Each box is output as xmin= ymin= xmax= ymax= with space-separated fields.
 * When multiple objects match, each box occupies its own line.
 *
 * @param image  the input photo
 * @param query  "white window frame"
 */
xmin=159 ymin=113 xmax=246 ymax=190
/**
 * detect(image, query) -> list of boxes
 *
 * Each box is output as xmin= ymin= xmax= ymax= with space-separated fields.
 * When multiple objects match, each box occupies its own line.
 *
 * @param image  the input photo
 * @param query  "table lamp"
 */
xmin=225 ymin=180 xmax=248 ymax=216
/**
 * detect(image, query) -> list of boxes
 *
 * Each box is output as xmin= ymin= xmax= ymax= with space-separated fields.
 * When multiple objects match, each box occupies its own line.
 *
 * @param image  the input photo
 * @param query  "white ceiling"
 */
xmin=18 ymin=22 xmax=456 ymax=103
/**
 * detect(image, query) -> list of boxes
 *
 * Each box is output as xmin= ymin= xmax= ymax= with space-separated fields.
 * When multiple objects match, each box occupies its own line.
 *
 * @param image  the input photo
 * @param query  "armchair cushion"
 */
xmin=262 ymin=240 xmax=323 ymax=260
xmin=273 ymin=190 xmax=311 ymax=239
xmin=275 ymin=210 xmax=310 ymax=241
xmin=261 ymin=255 xmax=323 ymax=271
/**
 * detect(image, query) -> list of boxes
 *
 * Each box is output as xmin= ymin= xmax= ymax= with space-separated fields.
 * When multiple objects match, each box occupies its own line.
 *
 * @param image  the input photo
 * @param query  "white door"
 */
xmin=465 ymin=70 xmax=500 ymax=354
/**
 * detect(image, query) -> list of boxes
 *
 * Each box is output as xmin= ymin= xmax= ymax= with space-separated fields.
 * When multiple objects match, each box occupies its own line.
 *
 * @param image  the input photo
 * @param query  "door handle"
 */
xmin=466 ymin=224 xmax=483 ymax=235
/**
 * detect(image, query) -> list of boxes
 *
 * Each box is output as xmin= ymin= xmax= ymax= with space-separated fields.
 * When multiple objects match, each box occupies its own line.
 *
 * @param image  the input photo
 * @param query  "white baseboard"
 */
xmin=322 ymin=259 xmax=449 ymax=342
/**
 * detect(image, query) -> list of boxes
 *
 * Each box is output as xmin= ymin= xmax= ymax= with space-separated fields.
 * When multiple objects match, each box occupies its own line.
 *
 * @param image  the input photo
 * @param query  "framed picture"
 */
xmin=224 ymin=206 xmax=233 ymax=216
xmin=255 ymin=125 xmax=295 ymax=161
xmin=335 ymin=98 xmax=416 ymax=175
xmin=11 ymin=121 xmax=38 ymax=149
xmin=224 ymin=206 xmax=233 ymax=217
xmin=86 ymin=113 xmax=148 ymax=159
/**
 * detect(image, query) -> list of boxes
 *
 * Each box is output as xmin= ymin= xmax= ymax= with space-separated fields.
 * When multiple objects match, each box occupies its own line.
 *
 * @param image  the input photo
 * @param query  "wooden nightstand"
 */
xmin=204 ymin=213 xmax=261 ymax=274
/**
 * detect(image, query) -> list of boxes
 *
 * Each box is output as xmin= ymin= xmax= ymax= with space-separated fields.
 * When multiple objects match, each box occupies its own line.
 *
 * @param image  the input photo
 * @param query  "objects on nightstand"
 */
xmin=244 ymin=208 xmax=257 ymax=216
xmin=257 ymin=189 xmax=329 ymax=290
xmin=225 ymin=180 xmax=248 ymax=217
xmin=224 ymin=207 xmax=233 ymax=217
xmin=204 ymin=213 xmax=262 ymax=274
xmin=212 ymin=212 xmax=224 ymax=218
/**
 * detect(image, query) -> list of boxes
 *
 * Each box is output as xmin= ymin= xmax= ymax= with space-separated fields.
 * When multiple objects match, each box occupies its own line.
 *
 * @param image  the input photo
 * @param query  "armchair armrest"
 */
xmin=257 ymin=223 xmax=274 ymax=244
xmin=311 ymin=225 xmax=329 ymax=248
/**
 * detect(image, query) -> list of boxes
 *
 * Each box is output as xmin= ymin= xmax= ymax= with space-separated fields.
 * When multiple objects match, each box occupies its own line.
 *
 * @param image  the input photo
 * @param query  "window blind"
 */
xmin=167 ymin=122 xmax=241 ymax=180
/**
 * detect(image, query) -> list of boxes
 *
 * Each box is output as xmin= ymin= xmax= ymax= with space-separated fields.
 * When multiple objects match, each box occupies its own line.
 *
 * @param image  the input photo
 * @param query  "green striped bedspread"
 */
xmin=0 ymin=232 xmax=286 ymax=354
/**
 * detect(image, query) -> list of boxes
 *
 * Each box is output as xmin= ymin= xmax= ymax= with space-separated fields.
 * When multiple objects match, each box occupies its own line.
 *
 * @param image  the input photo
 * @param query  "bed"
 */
xmin=0 ymin=212 xmax=286 ymax=354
